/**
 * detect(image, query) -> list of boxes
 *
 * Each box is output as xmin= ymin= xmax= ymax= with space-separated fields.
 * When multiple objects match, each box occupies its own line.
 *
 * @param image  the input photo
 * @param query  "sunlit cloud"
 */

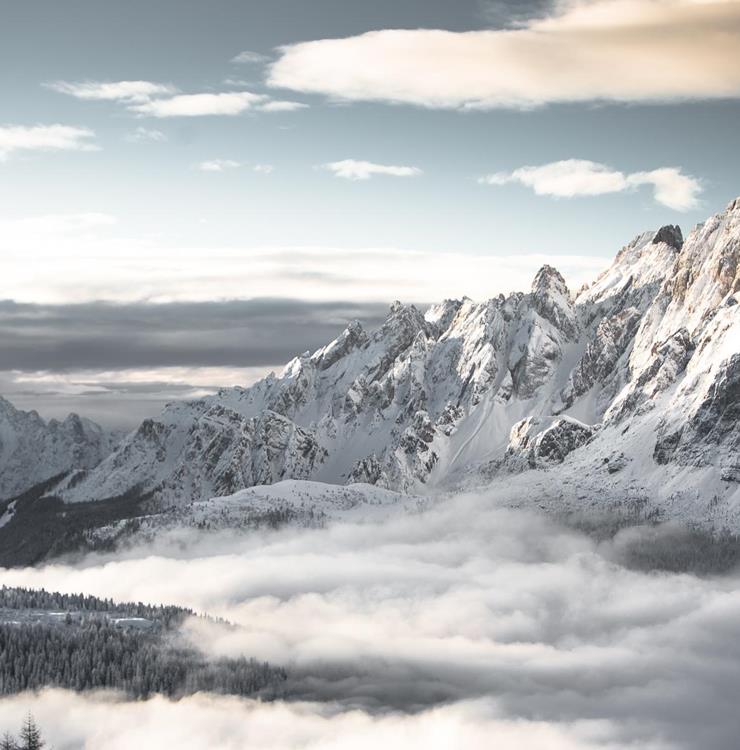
xmin=268 ymin=0 xmax=740 ymax=109
xmin=480 ymin=159 xmax=703 ymax=210
xmin=130 ymin=91 xmax=266 ymax=117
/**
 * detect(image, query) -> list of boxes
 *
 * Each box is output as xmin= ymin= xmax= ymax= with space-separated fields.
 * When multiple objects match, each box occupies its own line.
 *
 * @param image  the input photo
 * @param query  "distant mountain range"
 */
xmin=1 ymin=197 xmax=738 ymax=546
xmin=0 ymin=398 xmax=117 ymax=500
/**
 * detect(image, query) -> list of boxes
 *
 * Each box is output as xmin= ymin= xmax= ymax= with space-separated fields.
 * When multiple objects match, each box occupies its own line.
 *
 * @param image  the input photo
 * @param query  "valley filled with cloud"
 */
xmin=2 ymin=491 xmax=739 ymax=749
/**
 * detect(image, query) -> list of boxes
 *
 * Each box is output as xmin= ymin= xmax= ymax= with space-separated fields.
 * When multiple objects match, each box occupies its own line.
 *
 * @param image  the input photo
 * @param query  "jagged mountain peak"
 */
xmin=531 ymin=263 xmax=569 ymax=294
xmin=530 ymin=263 xmax=579 ymax=340
xmin=311 ymin=318 xmax=367 ymax=371
xmin=386 ymin=299 xmax=424 ymax=321
xmin=424 ymin=298 xmax=466 ymax=333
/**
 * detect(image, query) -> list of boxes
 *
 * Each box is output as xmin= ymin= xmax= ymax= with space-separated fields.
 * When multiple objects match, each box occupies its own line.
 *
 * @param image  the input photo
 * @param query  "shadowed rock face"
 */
xmin=652 ymin=224 xmax=684 ymax=250
xmin=3 ymin=200 xmax=739 ymax=514
xmin=606 ymin=328 xmax=695 ymax=423
xmin=561 ymin=306 xmax=642 ymax=408
xmin=505 ymin=416 xmax=594 ymax=470
xmin=655 ymin=353 xmax=740 ymax=468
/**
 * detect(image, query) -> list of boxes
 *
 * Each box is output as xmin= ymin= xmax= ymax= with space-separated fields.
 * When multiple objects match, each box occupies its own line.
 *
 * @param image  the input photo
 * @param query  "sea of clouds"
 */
xmin=1 ymin=489 xmax=739 ymax=749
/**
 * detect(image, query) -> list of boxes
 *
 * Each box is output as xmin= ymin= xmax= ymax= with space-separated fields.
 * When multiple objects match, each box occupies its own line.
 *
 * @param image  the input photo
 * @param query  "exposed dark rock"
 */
xmin=652 ymin=224 xmax=683 ymax=250
xmin=506 ymin=416 xmax=594 ymax=469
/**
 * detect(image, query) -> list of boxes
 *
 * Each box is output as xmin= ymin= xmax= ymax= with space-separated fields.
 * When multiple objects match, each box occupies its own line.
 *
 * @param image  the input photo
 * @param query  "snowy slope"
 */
xmin=94 ymin=479 xmax=431 ymax=541
xmin=4 ymin=198 xmax=739 ymax=530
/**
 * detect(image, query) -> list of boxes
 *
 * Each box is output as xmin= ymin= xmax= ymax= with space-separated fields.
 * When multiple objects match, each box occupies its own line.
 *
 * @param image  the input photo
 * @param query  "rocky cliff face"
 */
xmin=0 ymin=398 xmax=117 ymax=499
xmin=504 ymin=416 xmax=594 ymax=470
xmin=5 ymin=199 xmax=739 ymax=525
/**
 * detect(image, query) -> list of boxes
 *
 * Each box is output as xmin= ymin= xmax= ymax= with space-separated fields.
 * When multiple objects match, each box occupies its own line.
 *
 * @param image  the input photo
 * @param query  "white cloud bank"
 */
xmin=2 ymin=494 xmax=740 ymax=748
xmin=480 ymin=160 xmax=702 ymax=210
xmin=323 ymin=159 xmax=423 ymax=180
xmin=0 ymin=124 xmax=98 ymax=160
xmin=0 ymin=213 xmax=607 ymax=304
xmin=0 ymin=690 xmax=644 ymax=750
xmin=268 ymin=0 xmax=740 ymax=109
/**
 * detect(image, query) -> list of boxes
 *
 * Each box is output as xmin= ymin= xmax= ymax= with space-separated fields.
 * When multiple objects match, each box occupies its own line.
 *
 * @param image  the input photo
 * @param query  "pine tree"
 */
xmin=18 ymin=715 xmax=43 ymax=750
xmin=0 ymin=731 xmax=17 ymax=750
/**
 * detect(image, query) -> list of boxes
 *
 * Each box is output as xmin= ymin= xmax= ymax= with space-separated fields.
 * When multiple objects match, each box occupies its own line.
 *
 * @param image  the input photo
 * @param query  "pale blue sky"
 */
xmin=1 ymin=0 xmax=738 ymax=424
xmin=2 ymin=0 xmax=738 ymax=256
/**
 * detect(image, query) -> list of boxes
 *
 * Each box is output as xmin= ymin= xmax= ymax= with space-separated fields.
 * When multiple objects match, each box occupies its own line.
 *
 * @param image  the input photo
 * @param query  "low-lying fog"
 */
xmin=1 ymin=489 xmax=739 ymax=749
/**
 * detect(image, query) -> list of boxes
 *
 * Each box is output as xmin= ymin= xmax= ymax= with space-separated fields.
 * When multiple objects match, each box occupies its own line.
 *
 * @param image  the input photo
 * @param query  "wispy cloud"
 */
xmin=0 ymin=124 xmax=98 ymax=160
xmin=49 ymin=78 xmax=304 ymax=118
xmin=197 ymin=159 xmax=242 ymax=172
xmin=480 ymin=159 xmax=702 ymax=211
xmin=268 ymin=0 xmax=740 ymax=109
xmin=46 ymin=80 xmax=176 ymax=103
xmin=231 ymin=50 xmax=269 ymax=64
xmin=196 ymin=160 xmax=275 ymax=174
xmin=223 ymin=78 xmax=253 ymax=87
xmin=323 ymin=159 xmax=422 ymax=181
xmin=131 ymin=91 xmax=266 ymax=117
xmin=125 ymin=126 xmax=167 ymax=143
xmin=257 ymin=100 xmax=308 ymax=112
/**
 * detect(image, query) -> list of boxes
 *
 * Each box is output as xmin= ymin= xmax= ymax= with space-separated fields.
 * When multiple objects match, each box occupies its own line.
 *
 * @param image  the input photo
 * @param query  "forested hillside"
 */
xmin=0 ymin=587 xmax=286 ymax=698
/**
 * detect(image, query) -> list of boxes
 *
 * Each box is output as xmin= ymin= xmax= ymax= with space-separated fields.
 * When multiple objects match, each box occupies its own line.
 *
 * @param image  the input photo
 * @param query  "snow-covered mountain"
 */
xmin=2 ymin=198 xmax=738 ymax=531
xmin=0 ymin=398 xmax=117 ymax=500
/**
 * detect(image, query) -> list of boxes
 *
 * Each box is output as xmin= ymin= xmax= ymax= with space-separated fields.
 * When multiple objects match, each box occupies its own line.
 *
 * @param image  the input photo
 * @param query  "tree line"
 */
xmin=0 ymin=586 xmax=193 ymax=627
xmin=0 ymin=587 xmax=287 ymax=699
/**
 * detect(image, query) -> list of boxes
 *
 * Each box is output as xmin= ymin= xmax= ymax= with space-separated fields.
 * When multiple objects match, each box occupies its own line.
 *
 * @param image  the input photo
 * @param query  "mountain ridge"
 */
xmin=2 ymin=197 xmax=738 ymax=531
xmin=0 ymin=396 xmax=118 ymax=501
